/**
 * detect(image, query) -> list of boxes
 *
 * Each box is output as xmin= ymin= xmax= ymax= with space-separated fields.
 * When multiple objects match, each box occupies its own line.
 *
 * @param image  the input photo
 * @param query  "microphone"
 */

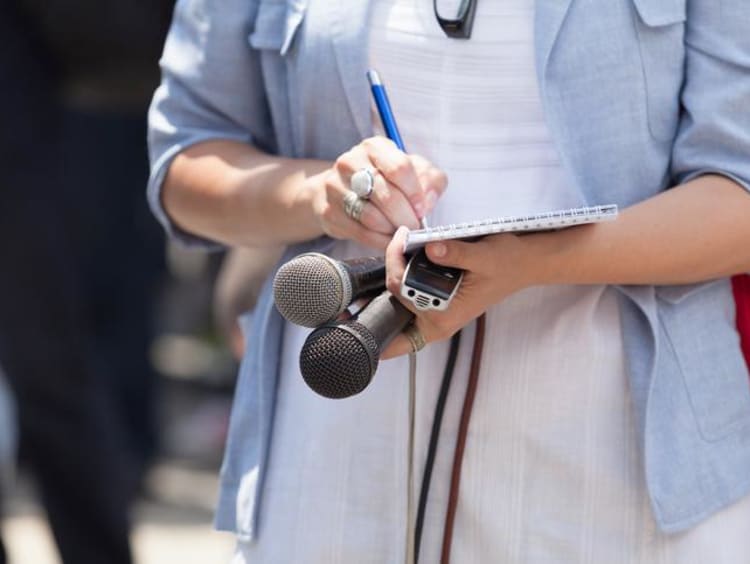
xmin=273 ymin=253 xmax=386 ymax=327
xmin=299 ymin=290 xmax=414 ymax=399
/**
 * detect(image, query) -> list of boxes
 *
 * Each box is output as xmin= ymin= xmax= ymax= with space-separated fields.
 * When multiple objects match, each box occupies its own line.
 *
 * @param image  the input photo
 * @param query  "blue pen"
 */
xmin=367 ymin=69 xmax=429 ymax=228
xmin=367 ymin=70 xmax=406 ymax=151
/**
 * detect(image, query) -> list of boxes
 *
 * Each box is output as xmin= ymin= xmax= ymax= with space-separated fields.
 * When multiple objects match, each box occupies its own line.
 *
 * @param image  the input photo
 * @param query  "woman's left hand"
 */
xmin=381 ymin=226 xmax=547 ymax=359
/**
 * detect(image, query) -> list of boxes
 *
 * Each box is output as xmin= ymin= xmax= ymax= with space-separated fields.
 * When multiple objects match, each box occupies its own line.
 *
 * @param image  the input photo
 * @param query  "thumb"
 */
xmin=425 ymin=238 xmax=490 ymax=271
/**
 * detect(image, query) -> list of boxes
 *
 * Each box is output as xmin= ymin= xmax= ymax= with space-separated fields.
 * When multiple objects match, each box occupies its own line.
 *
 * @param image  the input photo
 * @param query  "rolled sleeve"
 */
xmin=147 ymin=0 xmax=274 ymax=247
xmin=670 ymin=0 xmax=750 ymax=195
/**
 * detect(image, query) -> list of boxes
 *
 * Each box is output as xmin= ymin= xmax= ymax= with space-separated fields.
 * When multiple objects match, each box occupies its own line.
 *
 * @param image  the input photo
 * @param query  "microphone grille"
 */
xmin=273 ymin=254 xmax=350 ymax=328
xmin=299 ymin=322 xmax=379 ymax=399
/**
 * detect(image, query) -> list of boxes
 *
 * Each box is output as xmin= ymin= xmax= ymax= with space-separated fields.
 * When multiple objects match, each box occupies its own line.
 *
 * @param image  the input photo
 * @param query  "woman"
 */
xmin=148 ymin=0 xmax=750 ymax=561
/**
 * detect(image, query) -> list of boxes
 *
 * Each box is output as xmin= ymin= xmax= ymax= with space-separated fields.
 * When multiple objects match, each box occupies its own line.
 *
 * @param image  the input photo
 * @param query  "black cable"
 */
xmin=414 ymin=330 xmax=462 ymax=563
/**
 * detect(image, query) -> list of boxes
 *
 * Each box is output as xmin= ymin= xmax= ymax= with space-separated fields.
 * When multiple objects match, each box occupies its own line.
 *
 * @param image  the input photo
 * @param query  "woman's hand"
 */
xmin=381 ymin=227 xmax=549 ymax=359
xmin=164 ymin=138 xmax=445 ymax=248
xmin=306 ymin=136 xmax=447 ymax=250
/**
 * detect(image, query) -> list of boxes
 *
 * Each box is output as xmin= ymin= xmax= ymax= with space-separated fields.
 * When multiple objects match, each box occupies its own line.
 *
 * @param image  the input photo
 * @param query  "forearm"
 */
xmin=534 ymin=175 xmax=750 ymax=287
xmin=383 ymin=174 xmax=750 ymax=358
xmin=162 ymin=140 xmax=331 ymax=246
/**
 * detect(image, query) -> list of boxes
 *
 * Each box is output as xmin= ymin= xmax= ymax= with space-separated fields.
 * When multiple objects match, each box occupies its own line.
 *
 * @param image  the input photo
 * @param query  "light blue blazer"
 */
xmin=148 ymin=0 xmax=750 ymax=539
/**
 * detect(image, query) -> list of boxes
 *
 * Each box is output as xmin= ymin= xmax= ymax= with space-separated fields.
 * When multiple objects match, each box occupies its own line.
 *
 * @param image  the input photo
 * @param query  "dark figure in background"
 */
xmin=0 ymin=2 xmax=171 ymax=562
xmin=0 ymin=368 xmax=14 ymax=564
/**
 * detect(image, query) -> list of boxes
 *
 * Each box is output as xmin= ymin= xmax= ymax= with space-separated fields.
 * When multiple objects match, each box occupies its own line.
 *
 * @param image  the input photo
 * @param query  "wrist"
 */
xmin=283 ymin=168 xmax=324 ymax=240
xmin=480 ymin=233 xmax=558 ymax=303
xmin=522 ymin=223 xmax=599 ymax=287
xmin=515 ymin=231 xmax=568 ymax=288
xmin=234 ymin=158 xmax=331 ymax=245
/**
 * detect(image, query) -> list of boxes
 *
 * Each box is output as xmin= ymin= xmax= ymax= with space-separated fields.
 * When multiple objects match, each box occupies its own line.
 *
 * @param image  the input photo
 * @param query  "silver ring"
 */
xmin=350 ymin=167 xmax=376 ymax=199
xmin=404 ymin=324 xmax=426 ymax=353
xmin=343 ymin=191 xmax=366 ymax=222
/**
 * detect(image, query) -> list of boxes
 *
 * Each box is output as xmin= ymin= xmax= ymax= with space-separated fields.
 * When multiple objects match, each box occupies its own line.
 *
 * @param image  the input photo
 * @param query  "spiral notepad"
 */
xmin=403 ymin=204 xmax=618 ymax=252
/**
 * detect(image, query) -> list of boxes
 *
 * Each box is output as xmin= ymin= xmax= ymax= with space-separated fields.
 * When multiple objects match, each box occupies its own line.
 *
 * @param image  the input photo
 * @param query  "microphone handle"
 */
xmin=356 ymin=290 xmax=415 ymax=349
xmin=343 ymin=256 xmax=387 ymax=296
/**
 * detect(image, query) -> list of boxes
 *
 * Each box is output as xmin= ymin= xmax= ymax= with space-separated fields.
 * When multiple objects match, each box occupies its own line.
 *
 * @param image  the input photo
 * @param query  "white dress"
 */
xmin=234 ymin=1 xmax=750 ymax=562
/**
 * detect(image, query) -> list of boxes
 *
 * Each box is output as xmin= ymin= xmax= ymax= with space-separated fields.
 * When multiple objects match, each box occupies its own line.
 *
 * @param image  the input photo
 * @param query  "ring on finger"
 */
xmin=343 ymin=191 xmax=366 ymax=222
xmin=404 ymin=323 xmax=426 ymax=353
xmin=350 ymin=166 xmax=376 ymax=199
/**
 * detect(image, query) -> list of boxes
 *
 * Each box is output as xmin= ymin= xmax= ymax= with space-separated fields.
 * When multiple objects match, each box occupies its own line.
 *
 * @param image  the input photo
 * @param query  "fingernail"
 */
xmin=430 ymin=243 xmax=447 ymax=258
xmin=413 ymin=201 xmax=425 ymax=218
xmin=425 ymin=191 xmax=438 ymax=213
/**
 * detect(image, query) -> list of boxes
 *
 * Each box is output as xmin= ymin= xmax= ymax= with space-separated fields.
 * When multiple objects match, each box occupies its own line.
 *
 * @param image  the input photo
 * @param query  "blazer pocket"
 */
xmin=655 ymin=279 xmax=721 ymax=305
xmin=249 ymin=0 xmax=306 ymax=55
xmin=632 ymin=0 xmax=685 ymax=26
xmin=632 ymin=0 xmax=686 ymax=142
xmin=658 ymin=279 xmax=750 ymax=442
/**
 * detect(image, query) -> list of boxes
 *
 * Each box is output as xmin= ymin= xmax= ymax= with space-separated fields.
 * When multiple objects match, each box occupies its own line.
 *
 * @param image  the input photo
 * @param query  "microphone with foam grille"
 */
xmin=273 ymin=253 xmax=386 ymax=328
xmin=299 ymin=290 xmax=414 ymax=399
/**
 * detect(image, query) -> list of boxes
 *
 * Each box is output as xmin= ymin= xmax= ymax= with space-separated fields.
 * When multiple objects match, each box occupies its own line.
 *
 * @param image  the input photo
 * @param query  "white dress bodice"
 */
xmin=234 ymin=1 xmax=750 ymax=562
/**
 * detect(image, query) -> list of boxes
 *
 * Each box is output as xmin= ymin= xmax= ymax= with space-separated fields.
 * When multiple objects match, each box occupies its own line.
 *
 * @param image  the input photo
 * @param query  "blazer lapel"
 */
xmin=534 ymin=0 xmax=574 ymax=89
xmin=329 ymin=0 xmax=373 ymax=139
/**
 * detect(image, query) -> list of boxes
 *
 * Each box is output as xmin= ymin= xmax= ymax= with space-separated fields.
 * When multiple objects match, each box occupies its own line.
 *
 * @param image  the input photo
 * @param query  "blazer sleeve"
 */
xmin=147 ymin=0 xmax=273 ymax=247
xmin=670 ymin=0 xmax=750 ymax=194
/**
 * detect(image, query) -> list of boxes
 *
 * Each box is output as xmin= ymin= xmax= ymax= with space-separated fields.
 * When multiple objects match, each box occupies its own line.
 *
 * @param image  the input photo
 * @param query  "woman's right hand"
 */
xmin=306 ymin=136 xmax=447 ymax=250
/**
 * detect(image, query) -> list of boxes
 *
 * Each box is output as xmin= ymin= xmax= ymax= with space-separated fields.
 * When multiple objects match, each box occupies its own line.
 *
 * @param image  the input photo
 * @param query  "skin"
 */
xmin=382 ymin=174 xmax=750 ymax=358
xmin=163 ymin=137 xmax=750 ymax=359
xmin=163 ymin=137 xmax=446 ymax=249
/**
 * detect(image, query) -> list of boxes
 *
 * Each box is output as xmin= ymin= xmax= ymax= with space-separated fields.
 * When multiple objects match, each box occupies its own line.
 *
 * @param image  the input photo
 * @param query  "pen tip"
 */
xmin=366 ymin=69 xmax=382 ymax=86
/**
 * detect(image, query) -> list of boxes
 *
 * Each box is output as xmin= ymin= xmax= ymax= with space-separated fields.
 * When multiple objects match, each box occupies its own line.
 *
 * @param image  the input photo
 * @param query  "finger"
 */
xmin=409 ymin=154 xmax=449 ymax=197
xmin=385 ymin=226 xmax=410 ymax=296
xmin=381 ymin=317 xmax=439 ymax=360
xmin=420 ymin=167 xmax=448 ymax=215
xmin=323 ymin=200 xmax=394 ymax=250
xmin=384 ymin=230 xmax=437 ymax=320
xmin=363 ymin=137 xmax=426 ymax=217
xmin=359 ymin=202 xmax=396 ymax=235
xmin=425 ymin=237 xmax=498 ymax=271
xmin=370 ymin=174 xmax=422 ymax=230
xmin=334 ymin=309 xmax=354 ymax=322
xmin=333 ymin=145 xmax=371 ymax=176
xmin=381 ymin=332 xmax=418 ymax=360
xmin=327 ymin=170 xmax=393 ymax=234
xmin=336 ymin=140 xmax=423 ymax=229
xmin=347 ymin=219 xmax=393 ymax=250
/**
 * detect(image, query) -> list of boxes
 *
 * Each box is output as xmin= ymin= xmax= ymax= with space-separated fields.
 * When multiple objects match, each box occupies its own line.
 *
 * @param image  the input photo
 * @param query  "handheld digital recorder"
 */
xmin=400 ymin=248 xmax=463 ymax=311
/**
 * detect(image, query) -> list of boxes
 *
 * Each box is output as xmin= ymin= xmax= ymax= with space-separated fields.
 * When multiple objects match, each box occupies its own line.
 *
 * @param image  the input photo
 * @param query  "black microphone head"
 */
xmin=273 ymin=253 xmax=352 ymax=328
xmin=299 ymin=321 xmax=379 ymax=399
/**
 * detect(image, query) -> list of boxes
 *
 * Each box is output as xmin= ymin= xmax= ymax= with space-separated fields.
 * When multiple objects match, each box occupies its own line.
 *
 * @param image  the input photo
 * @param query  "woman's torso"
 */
xmin=183 ymin=0 xmax=750 ymax=540
xmin=233 ymin=2 xmax=750 ymax=561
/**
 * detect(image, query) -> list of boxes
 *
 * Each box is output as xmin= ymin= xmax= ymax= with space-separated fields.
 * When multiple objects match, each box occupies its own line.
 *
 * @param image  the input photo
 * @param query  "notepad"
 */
xmin=403 ymin=204 xmax=618 ymax=252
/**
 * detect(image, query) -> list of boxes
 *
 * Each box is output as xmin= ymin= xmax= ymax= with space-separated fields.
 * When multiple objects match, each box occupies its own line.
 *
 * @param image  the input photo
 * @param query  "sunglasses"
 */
xmin=433 ymin=0 xmax=478 ymax=39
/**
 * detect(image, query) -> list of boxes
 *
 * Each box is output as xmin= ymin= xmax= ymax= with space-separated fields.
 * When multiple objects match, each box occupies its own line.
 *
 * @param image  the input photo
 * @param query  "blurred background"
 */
xmin=0 ymin=1 xmax=270 ymax=562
